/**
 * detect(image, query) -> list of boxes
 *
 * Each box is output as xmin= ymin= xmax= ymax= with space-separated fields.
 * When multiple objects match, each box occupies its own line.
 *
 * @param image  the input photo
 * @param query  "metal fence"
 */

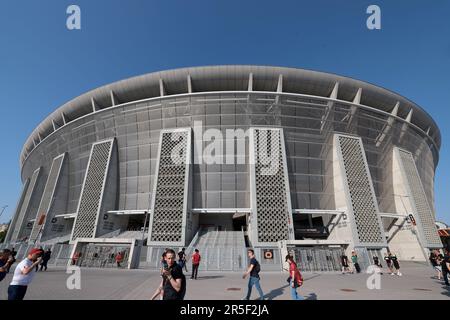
xmin=288 ymin=246 xmax=344 ymax=272
xmin=1 ymin=243 xmax=73 ymax=267
xmin=139 ymin=246 xmax=248 ymax=271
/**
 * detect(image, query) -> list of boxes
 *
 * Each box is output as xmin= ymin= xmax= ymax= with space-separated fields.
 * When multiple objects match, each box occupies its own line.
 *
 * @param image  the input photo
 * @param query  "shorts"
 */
xmin=433 ymin=266 xmax=442 ymax=272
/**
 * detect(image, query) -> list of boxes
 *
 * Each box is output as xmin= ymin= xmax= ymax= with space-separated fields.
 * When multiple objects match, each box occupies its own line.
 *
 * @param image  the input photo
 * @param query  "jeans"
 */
xmin=191 ymin=264 xmax=199 ymax=279
xmin=245 ymin=276 xmax=264 ymax=300
xmin=8 ymin=285 xmax=28 ymax=300
xmin=290 ymin=283 xmax=303 ymax=300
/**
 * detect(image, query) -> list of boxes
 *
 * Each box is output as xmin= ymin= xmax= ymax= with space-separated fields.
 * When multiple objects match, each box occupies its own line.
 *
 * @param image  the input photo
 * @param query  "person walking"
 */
xmin=191 ymin=249 xmax=201 ymax=280
xmin=389 ymin=252 xmax=402 ymax=276
xmin=0 ymin=249 xmax=14 ymax=282
xmin=373 ymin=256 xmax=383 ymax=274
xmin=441 ymin=248 xmax=450 ymax=286
xmin=178 ymin=248 xmax=188 ymax=272
xmin=115 ymin=251 xmax=124 ymax=268
xmin=384 ymin=252 xmax=394 ymax=274
xmin=242 ymin=249 xmax=264 ymax=300
xmin=341 ymin=254 xmax=352 ymax=274
xmin=8 ymin=248 xmax=43 ymax=300
xmin=158 ymin=249 xmax=186 ymax=300
xmin=39 ymin=249 xmax=52 ymax=271
xmin=6 ymin=248 xmax=17 ymax=273
xmin=35 ymin=247 xmax=44 ymax=272
xmin=430 ymin=251 xmax=442 ymax=280
xmin=351 ymin=250 xmax=361 ymax=273
xmin=285 ymin=255 xmax=304 ymax=300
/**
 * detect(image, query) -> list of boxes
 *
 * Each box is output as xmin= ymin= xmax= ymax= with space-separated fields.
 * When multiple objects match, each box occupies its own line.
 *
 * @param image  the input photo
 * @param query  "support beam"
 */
xmin=248 ymin=73 xmax=253 ymax=92
xmin=110 ymin=91 xmax=118 ymax=106
xmin=375 ymin=102 xmax=400 ymax=147
xmin=187 ymin=75 xmax=192 ymax=94
xmin=276 ymin=74 xmax=283 ymax=93
xmin=159 ymin=78 xmax=166 ymax=97
xmin=330 ymin=82 xmax=339 ymax=99
xmin=91 ymin=97 xmax=98 ymax=112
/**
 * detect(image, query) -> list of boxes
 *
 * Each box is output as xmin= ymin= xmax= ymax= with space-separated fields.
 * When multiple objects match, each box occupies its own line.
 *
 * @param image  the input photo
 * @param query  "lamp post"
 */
xmin=0 ymin=205 xmax=8 ymax=219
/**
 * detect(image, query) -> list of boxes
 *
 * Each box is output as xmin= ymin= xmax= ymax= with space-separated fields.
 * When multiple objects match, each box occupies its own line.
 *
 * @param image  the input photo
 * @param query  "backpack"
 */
xmin=253 ymin=260 xmax=261 ymax=274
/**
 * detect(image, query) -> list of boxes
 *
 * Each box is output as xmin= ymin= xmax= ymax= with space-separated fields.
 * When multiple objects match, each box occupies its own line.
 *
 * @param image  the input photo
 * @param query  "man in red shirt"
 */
xmin=191 ymin=249 xmax=201 ymax=280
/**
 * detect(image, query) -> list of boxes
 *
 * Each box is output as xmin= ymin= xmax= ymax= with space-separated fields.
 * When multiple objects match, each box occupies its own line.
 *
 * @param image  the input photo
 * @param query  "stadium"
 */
xmin=1 ymin=65 xmax=443 ymax=272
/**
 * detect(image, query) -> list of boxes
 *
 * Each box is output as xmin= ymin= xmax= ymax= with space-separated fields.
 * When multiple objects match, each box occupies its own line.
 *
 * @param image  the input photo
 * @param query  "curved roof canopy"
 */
xmin=21 ymin=65 xmax=441 ymax=165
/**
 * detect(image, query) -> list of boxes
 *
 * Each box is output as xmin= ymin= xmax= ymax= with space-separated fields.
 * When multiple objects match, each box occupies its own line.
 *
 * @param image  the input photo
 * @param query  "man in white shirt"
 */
xmin=8 ymin=248 xmax=43 ymax=300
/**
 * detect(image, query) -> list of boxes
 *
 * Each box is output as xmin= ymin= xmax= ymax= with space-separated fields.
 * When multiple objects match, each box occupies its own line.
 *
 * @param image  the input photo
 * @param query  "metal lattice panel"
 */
xmin=150 ymin=130 xmax=190 ymax=242
xmin=252 ymin=128 xmax=292 ymax=243
xmin=337 ymin=135 xmax=384 ymax=244
xmin=397 ymin=148 xmax=442 ymax=247
xmin=72 ymin=141 xmax=113 ymax=240
xmin=11 ymin=168 xmax=41 ymax=242
xmin=29 ymin=154 xmax=66 ymax=243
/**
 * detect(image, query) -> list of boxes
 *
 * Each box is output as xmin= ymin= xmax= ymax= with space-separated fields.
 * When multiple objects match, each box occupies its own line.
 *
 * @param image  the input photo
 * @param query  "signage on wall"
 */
xmin=263 ymin=249 xmax=273 ymax=260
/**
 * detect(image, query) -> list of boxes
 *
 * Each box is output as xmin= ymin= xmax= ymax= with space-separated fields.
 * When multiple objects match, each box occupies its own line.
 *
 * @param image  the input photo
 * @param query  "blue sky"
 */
xmin=0 ymin=0 xmax=449 ymax=224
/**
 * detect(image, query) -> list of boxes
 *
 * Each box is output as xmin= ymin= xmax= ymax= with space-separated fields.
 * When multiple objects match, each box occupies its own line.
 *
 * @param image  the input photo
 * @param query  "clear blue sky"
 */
xmin=0 ymin=0 xmax=449 ymax=224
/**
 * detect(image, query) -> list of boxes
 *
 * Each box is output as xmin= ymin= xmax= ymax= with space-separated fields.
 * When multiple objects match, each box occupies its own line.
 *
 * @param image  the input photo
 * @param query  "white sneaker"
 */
xmin=391 ymin=273 xmax=395 ymax=275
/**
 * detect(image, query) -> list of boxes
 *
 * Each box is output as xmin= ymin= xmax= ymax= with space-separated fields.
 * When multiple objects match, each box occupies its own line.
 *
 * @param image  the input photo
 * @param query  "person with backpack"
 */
xmin=242 ymin=249 xmax=264 ymax=300
xmin=190 ymin=249 xmax=201 ymax=280
xmin=178 ymin=248 xmax=188 ymax=272
xmin=285 ymin=254 xmax=304 ymax=300
xmin=351 ymin=250 xmax=361 ymax=273
xmin=389 ymin=252 xmax=402 ymax=276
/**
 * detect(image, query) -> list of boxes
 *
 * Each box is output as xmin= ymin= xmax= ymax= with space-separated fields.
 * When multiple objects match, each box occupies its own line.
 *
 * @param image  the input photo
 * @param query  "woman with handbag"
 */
xmin=285 ymin=255 xmax=304 ymax=300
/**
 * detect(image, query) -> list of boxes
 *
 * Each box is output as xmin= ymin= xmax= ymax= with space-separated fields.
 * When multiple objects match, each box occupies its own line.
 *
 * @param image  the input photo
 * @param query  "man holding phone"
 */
xmin=158 ymin=249 xmax=186 ymax=300
xmin=8 ymin=248 xmax=43 ymax=300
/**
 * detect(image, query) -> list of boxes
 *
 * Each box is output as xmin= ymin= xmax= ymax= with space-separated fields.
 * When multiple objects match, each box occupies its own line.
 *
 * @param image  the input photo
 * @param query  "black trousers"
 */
xmin=40 ymin=260 xmax=48 ymax=271
xmin=443 ymin=269 xmax=449 ymax=285
xmin=8 ymin=285 xmax=28 ymax=300
xmin=191 ymin=264 xmax=199 ymax=279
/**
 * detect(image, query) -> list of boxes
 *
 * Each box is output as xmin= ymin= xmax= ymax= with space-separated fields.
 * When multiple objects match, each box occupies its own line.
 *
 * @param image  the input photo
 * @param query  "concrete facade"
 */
xmin=4 ymin=66 xmax=442 ymax=270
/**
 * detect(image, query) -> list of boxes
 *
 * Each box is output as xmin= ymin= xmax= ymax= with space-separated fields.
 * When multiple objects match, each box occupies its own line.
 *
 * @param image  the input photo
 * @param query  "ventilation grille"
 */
xmin=398 ymin=149 xmax=441 ymax=247
xmin=253 ymin=129 xmax=291 ymax=243
xmin=150 ymin=131 xmax=189 ymax=242
xmin=338 ymin=135 xmax=384 ymax=244
xmin=29 ymin=154 xmax=65 ymax=243
xmin=72 ymin=141 xmax=113 ymax=240
xmin=11 ymin=168 xmax=41 ymax=242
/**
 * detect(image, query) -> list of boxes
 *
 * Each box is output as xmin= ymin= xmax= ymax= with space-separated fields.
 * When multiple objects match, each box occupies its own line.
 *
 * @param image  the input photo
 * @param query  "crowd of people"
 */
xmin=1 ymin=245 xmax=449 ymax=300
xmin=0 ymin=246 xmax=52 ymax=300
xmin=341 ymin=250 xmax=402 ymax=276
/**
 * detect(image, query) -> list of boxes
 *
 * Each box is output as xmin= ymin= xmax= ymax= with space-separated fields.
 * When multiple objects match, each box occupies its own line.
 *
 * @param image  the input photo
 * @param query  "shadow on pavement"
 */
xmin=195 ymin=275 xmax=224 ymax=280
xmin=441 ymin=286 xmax=450 ymax=297
xmin=304 ymin=293 xmax=318 ymax=300
xmin=263 ymin=284 xmax=289 ymax=300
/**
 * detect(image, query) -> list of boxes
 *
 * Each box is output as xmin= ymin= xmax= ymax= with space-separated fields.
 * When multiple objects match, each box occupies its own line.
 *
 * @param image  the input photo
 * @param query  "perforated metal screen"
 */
xmin=337 ymin=135 xmax=384 ymax=245
xmin=72 ymin=141 xmax=113 ymax=240
xmin=397 ymin=148 xmax=442 ymax=248
xmin=29 ymin=154 xmax=65 ymax=243
xmin=251 ymin=128 xmax=292 ymax=243
xmin=150 ymin=130 xmax=190 ymax=242
xmin=11 ymin=168 xmax=41 ymax=242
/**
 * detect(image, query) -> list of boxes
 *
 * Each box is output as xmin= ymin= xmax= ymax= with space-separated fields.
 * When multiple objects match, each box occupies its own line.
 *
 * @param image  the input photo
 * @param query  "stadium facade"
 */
xmin=2 ymin=66 xmax=443 ymax=271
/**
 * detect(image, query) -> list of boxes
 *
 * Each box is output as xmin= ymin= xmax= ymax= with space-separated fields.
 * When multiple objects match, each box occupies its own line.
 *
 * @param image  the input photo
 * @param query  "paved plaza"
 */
xmin=0 ymin=262 xmax=448 ymax=300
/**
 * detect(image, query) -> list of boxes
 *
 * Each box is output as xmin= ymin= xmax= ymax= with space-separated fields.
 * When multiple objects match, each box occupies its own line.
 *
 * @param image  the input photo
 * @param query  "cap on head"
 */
xmin=29 ymin=248 xmax=42 ymax=256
